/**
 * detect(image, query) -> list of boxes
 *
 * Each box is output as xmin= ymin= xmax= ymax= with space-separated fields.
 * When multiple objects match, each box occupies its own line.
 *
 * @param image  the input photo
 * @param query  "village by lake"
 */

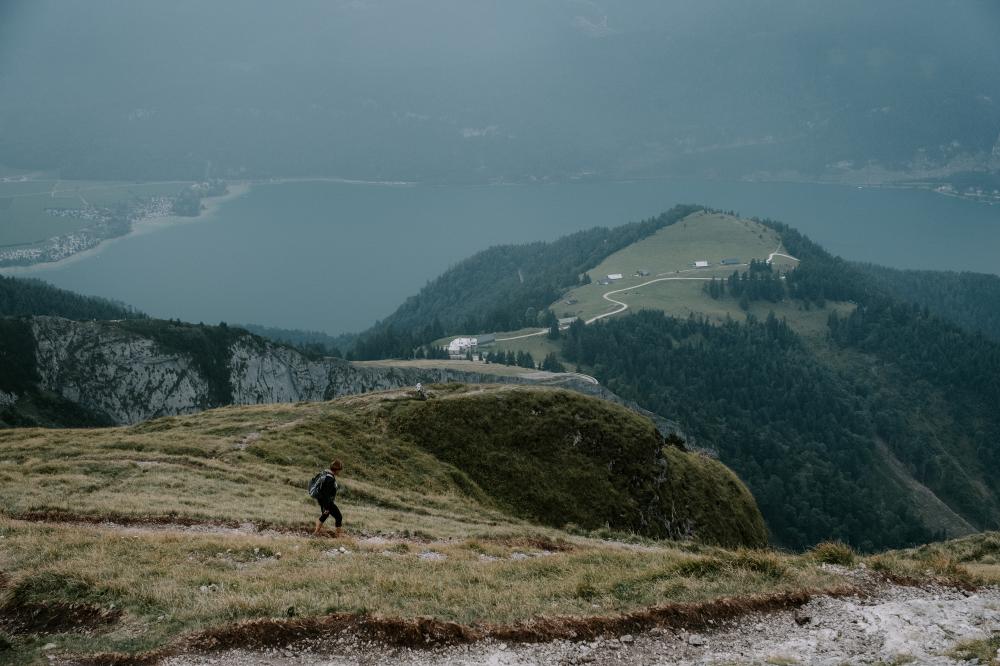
xmin=6 ymin=177 xmax=998 ymax=334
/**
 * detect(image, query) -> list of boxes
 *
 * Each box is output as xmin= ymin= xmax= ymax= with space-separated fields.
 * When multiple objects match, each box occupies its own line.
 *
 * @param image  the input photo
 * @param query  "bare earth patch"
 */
xmin=156 ymin=584 xmax=1000 ymax=666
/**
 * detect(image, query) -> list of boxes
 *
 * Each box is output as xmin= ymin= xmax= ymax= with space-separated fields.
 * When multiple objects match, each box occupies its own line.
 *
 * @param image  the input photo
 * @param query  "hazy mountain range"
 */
xmin=2 ymin=0 xmax=998 ymax=184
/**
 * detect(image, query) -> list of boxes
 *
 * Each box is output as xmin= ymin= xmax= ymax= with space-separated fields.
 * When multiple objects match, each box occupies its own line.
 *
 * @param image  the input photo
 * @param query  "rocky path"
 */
xmin=163 ymin=581 xmax=1000 ymax=666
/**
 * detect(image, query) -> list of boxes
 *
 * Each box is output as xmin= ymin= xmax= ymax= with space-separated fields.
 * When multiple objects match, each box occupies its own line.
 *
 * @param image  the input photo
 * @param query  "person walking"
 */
xmin=312 ymin=459 xmax=344 ymax=537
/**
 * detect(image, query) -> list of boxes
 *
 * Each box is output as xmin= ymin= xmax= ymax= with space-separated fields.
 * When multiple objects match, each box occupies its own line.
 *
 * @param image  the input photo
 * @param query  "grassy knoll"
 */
xmin=0 ymin=385 xmax=762 ymax=545
xmin=556 ymin=212 xmax=787 ymax=323
xmin=484 ymin=211 xmax=849 ymax=360
xmin=620 ymin=280 xmax=855 ymax=340
xmin=490 ymin=333 xmax=563 ymax=363
xmin=388 ymin=387 xmax=766 ymax=546
xmin=0 ymin=180 xmax=187 ymax=246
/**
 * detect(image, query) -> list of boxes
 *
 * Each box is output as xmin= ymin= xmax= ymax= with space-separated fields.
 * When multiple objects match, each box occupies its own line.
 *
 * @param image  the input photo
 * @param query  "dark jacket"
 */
xmin=318 ymin=472 xmax=339 ymax=502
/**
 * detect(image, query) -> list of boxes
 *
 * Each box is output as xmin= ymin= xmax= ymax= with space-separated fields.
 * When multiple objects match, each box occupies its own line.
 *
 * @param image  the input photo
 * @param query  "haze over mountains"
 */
xmin=2 ymin=0 xmax=999 ymax=184
xmin=6 ymin=3 xmax=1000 ymax=663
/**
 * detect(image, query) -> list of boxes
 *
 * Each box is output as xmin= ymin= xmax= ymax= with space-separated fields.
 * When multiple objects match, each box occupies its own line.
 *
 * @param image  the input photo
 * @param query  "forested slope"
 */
xmin=353 ymin=208 xmax=1000 ymax=551
xmin=351 ymin=204 xmax=707 ymax=358
xmin=853 ymin=263 xmax=1000 ymax=341
xmin=559 ymin=218 xmax=1000 ymax=550
xmin=0 ymin=274 xmax=144 ymax=321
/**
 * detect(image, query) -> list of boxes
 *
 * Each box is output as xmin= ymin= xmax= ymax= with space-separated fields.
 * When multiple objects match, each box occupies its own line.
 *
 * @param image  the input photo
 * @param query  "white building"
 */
xmin=607 ymin=273 xmax=623 ymax=280
xmin=447 ymin=337 xmax=477 ymax=356
xmin=694 ymin=261 xmax=710 ymax=268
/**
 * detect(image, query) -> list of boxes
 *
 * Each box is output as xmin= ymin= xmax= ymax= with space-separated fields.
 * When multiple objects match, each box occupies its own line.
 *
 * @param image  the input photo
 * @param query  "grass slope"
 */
xmin=0 ymin=384 xmax=764 ymax=548
xmin=1 ymin=385 xmax=997 ymax=664
xmin=389 ymin=387 xmax=765 ymax=547
xmin=554 ymin=212 xmax=791 ymax=323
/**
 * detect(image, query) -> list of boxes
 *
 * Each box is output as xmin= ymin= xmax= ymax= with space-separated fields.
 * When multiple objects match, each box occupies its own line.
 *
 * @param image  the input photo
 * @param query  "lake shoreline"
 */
xmin=0 ymin=181 xmax=253 ymax=275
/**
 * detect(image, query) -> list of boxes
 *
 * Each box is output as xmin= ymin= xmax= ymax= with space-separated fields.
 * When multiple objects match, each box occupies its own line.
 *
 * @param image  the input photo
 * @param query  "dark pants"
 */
xmin=318 ymin=498 xmax=342 ymax=527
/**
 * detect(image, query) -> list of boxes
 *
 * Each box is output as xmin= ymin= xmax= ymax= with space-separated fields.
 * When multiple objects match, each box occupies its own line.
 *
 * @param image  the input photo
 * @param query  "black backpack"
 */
xmin=307 ymin=470 xmax=330 ymax=499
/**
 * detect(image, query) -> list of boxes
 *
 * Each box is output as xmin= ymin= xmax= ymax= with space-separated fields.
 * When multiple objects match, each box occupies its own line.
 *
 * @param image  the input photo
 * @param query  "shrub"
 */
xmin=810 ymin=541 xmax=856 ymax=566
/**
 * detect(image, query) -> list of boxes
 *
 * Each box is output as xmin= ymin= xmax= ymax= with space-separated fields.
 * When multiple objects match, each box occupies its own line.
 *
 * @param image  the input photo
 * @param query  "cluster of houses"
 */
xmin=590 ymin=258 xmax=745 ymax=284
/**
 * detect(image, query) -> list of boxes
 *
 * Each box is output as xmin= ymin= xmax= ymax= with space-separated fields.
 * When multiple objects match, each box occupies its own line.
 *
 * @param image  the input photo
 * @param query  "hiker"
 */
xmin=312 ymin=459 xmax=344 ymax=537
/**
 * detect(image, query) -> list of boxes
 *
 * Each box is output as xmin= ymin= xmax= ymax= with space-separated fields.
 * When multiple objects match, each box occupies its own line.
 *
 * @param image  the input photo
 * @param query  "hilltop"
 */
xmin=352 ymin=209 xmax=1000 ymax=552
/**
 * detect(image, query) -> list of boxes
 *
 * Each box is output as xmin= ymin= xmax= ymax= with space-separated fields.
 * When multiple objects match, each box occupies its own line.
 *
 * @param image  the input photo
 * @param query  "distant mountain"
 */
xmin=1 ymin=1 xmax=997 ymax=184
xmin=358 ymin=208 xmax=1000 ymax=552
xmin=352 ymin=204 xmax=708 ymax=358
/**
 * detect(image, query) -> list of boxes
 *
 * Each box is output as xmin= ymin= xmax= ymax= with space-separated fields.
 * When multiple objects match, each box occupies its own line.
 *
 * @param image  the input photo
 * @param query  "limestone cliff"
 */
xmin=21 ymin=317 xmax=683 ymax=436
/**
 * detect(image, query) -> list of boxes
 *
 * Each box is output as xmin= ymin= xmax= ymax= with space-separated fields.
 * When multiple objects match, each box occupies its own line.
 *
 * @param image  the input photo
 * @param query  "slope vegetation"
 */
xmin=354 ymin=207 xmax=1000 ymax=551
xmin=0 ymin=384 xmax=765 ymax=548
xmin=6 ymin=382 xmax=997 ymax=665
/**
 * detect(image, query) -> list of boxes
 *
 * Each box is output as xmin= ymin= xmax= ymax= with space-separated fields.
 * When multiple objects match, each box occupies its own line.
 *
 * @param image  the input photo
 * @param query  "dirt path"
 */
xmin=161 ymin=581 xmax=1000 ymax=665
xmin=585 ymin=275 xmax=716 ymax=324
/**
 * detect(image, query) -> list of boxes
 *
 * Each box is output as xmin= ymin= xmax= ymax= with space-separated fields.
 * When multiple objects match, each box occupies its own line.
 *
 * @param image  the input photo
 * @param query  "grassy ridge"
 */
xmin=555 ymin=212 xmax=786 ymax=323
xmin=1 ymin=385 xmax=997 ymax=664
xmin=389 ymin=387 xmax=765 ymax=547
xmin=0 ymin=385 xmax=763 ymax=545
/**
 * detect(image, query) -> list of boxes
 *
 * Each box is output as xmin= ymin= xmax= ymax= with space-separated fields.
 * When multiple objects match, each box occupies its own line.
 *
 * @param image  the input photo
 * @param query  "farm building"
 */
xmin=607 ymin=273 xmax=624 ymax=281
xmin=447 ymin=337 xmax=477 ymax=357
xmin=693 ymin=261 xmax=710 ymax=268
xmin=720 ymin=257 xmax=740 ymax=265
xmin=447 ymin=334 xmax=495 ymax=358
xmin=558 ymin=316 xmax=580 ymax=327
xmin=635 ymin=269 xmax=651 ymax=277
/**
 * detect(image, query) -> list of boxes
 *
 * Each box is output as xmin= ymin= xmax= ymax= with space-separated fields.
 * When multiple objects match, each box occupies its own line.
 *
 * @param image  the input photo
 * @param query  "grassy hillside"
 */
xmin=351 ymin=204 xmax=707 ymax=359
xmin=389 ymin=387 xmax=765 ymax=547
xmin=424 ymin=209 xmax=1000 ymax=551
xmin=0 ymin=384 xmax=763 ymax=548
xmin=555 ymin=212 xmax=793 ymax=323
xmin=2 ymin=384 xmax=996 ymax=664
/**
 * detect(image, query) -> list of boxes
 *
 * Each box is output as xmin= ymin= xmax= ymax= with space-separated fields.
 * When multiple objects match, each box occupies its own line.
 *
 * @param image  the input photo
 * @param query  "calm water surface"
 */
xmin=11 ymin=179 xmax=999 ymax=333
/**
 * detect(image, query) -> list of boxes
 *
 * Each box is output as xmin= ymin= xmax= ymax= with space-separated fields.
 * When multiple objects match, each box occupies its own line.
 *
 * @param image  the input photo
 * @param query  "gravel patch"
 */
xmin=162 ymin=584 xmax=1000 ymax=665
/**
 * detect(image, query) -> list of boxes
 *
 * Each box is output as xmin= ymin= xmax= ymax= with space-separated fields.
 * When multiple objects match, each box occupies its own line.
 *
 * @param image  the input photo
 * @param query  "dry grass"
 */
xmin=863 ymin=531 xmax=1000 ymax=589
xmin=809 ymin=541 xmax=856 ymax=566
xmin=3 ymin=389 xmax=999 ymax=664
xmin=0 ymin=397 xmax=518 ymax=540
xmin=0 ymin=517 xmax=848 ymax=663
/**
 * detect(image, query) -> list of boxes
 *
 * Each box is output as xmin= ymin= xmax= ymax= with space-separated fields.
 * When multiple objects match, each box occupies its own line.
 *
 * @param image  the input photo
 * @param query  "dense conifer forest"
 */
xmin=351 ymin=210 xmax=1000 ymax=550
xmin=0 ymin=275 xmax=144 ymax=321
xmin=854 ymin=264 xmax=1000 ymax=342
xmin=350 ymin=204 xmax=707 ymax=359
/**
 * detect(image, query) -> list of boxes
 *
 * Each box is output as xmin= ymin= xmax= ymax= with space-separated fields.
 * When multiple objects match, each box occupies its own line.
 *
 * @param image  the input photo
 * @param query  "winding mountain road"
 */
xmin=497 ymin=246 xmax=800 ymax=339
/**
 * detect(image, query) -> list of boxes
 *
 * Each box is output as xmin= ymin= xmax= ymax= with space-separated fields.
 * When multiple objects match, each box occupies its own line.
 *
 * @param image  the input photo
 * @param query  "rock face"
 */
xmin=228 ymin=336 xmax=330 ymax=404
xmin=26 ymin=317 xmax=681 ymax=432
xmin=31 ymin=317 xmax=212 ymax=424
